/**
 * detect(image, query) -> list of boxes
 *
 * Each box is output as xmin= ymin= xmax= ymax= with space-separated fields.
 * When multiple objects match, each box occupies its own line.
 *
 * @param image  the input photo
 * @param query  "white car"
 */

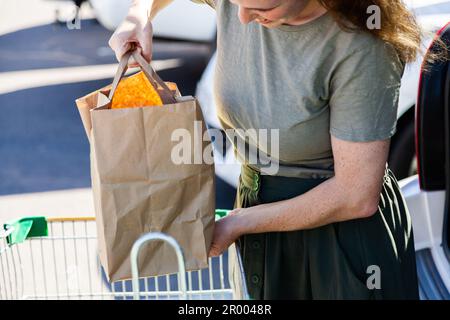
xmin=89 ymin=0 xmax=216 ymax=41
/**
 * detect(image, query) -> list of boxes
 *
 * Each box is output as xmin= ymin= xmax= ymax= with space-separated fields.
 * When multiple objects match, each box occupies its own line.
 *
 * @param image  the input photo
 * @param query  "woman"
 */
xmin=110 ymin=0 xmax=422 ymax=299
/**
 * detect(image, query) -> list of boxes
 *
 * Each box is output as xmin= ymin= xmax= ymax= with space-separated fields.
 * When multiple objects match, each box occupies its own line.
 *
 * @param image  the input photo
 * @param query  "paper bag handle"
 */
xmin=108 ymin=50 xmax=177 ymax=104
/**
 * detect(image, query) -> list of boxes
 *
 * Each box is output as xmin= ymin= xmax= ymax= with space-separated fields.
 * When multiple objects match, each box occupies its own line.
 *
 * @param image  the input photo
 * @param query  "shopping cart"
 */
xmin=0 ymin=211 xmax=249 ymax=300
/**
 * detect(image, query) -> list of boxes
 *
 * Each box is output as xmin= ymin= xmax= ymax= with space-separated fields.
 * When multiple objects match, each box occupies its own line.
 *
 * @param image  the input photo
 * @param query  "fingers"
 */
xmin=208 ymin=243 xmax=222 ymax=257
xmin=139 ymin=45 xmax=152 ymax=64
xmin=107 ymin=2 xmax=152 ymax=61
xmin=108 ymin=18 xmax=153 ymax=67
xmin=128 ymin=46 xmax=148 ymax=68
xmin=109 ymin=32 xmax=130 ymax=62
xmin=109 ymin=39 xmax=143 ymax=68
xmin=138 ymin=22 xmax=153 ymax=63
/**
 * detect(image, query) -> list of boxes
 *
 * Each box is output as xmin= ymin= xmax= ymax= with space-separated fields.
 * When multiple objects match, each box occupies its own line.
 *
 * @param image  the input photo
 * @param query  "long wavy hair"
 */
xmin=318 ymin=0 xmax=448 ymax=64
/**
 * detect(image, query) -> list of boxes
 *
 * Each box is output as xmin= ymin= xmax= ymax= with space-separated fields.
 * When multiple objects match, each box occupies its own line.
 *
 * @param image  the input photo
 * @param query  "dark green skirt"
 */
xmin=235 ymin=164 xmax=419 ymax=300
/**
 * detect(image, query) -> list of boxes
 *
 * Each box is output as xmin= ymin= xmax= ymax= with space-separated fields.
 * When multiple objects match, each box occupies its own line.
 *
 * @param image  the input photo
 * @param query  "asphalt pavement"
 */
xmin=0 ymin=18 xmax=236 ymax=209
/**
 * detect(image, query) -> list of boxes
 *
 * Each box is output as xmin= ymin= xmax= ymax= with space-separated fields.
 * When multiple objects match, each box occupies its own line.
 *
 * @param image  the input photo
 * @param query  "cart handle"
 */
xmin=130 ymin=232 xmax=187 ymax=300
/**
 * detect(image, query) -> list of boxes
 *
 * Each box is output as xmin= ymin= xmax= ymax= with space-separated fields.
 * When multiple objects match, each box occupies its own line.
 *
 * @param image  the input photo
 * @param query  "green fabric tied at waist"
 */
xmin=241 ymin=165 xmax=261 ymax=192
xmin=239 ymin=165 xmax=262 ymax=207
xmin=237 ymin=164 xmax=327 ymax=208
xmin=4 ymin=216 xmax=48 ymax=245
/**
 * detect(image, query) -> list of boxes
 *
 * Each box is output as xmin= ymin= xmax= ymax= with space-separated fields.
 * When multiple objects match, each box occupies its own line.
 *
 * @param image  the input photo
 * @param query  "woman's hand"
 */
xmin=108 ymin=2 xmax=153 ymax=66
xmin=208 ymin=209 xmax=245 ymax=257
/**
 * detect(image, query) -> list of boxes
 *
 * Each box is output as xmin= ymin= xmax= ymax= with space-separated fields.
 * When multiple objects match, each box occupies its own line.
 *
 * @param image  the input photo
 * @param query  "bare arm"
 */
xmin=209 ymin=136 xmax=390 ymax=256
xmin=236 ymin=136 xmax=388 ymax=231
xmin=108 ymin=0 xmax=175 ymax=64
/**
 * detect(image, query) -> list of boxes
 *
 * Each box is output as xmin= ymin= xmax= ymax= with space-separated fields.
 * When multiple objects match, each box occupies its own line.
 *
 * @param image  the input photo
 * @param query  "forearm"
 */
xmin=130 ymin=0 xmax=175 ymax=20
xmin=234 ymin=177 xmax=379 ymax=235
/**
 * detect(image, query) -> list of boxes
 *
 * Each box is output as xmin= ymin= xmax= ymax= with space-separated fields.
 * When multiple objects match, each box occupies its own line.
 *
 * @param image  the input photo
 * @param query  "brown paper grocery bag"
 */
xmin=75 ymin=51 xmax=215 ymax=282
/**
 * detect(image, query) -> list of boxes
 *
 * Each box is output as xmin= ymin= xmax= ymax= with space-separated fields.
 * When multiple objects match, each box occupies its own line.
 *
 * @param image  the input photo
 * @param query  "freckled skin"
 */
xmin=209 ymin=135 xmax=391 ymax=257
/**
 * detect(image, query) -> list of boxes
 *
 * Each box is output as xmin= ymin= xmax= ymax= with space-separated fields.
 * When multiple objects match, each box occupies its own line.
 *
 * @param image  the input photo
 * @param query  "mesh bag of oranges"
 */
xmin=110 ymin=71 xmax=179 ymax=109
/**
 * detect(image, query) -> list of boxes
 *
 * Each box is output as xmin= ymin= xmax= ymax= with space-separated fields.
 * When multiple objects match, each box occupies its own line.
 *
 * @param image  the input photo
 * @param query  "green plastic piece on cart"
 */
xmin=215 ymin=209 xmax=231 ymax=220
xmin=4 ymin=216 xmax=48 ymax=245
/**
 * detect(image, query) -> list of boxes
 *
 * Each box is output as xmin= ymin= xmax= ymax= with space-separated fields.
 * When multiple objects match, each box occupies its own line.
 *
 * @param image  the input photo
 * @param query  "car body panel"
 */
xmin=400 ymin=177 xmax=450 ymax=298
xmin=89 ymin=0 xmax=216 ymax=41
xmin=399 ymin=177 xmax=446 ymax=251
xmin=151 ymin=0 xmax=216 ymax=41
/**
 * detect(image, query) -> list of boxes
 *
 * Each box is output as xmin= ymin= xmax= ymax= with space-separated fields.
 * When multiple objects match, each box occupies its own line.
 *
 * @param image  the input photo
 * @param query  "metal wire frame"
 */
xmin=0 ymin=217 xmax=244 ymax=300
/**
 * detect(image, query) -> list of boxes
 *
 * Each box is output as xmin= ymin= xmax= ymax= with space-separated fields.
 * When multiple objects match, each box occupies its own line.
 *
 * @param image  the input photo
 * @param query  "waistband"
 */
xmin=240 ymin=163 xmax=391 ymax=195
xmin=240 ymin=164 xmax=330 ymax=194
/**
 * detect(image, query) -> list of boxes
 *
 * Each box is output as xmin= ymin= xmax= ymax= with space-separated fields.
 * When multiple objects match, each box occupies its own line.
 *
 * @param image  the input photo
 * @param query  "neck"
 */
xmin=287 ymin=1 xmax=328 ymax=26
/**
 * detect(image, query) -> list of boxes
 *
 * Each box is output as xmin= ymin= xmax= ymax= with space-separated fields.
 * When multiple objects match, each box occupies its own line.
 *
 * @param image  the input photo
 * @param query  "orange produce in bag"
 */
xmin=111 ymin=71 xmax=163 ymax=109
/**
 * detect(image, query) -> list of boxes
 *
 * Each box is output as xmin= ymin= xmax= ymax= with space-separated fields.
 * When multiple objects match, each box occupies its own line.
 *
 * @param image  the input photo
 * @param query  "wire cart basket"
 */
xmin=0 ymin=212 xmax=249 ymax=300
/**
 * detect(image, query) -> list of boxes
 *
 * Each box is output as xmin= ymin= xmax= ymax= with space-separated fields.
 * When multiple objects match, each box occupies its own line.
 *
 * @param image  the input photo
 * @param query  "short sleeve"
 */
xmin=329 ymin=40 xmax=405 ymax=142
xmin=190 ymin=0 xmax=216 ymax=9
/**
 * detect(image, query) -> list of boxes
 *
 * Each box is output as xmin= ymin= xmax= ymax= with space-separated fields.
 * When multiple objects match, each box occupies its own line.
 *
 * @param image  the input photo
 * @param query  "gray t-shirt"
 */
xmin=192 ymin=0 xmax=404 ymax=178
